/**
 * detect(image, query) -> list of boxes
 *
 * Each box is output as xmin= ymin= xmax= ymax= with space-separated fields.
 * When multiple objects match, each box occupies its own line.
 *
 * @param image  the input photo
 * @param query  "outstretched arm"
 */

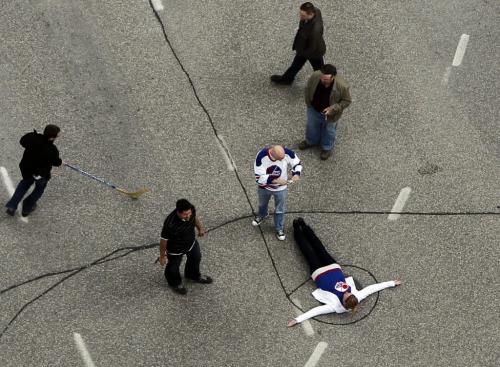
xmin=288 ymin=304 xmax=338 ymax=327
xmin=356 ymin=279 xmax=402 ymax=302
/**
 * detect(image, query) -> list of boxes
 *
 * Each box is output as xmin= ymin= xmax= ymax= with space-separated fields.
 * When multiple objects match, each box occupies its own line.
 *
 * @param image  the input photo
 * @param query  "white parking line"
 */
xmin=291 ymin=297 xmax=314 ymax=336
xmin=217 ymin=135 xmax=236 ymax=171
xmin=73 ymin=333 xmax=97 ymax=367
xmin=304 ymin=342 xmax=328 ymax=367
xmin=452 ymin=34 xmax=470 ymax=66
xmin=0 ymin=166 xmax=28 ymax=223
xmin=151 ymin=0 xmax=164 ymax=11
xmin=441 ymin=66 xmax=452 ymax=85
xmin=388 ymin=187 xmax=411 ymax=221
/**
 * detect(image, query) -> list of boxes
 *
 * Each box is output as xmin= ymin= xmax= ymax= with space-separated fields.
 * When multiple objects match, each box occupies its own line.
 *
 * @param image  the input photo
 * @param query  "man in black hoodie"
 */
xmin=271 ymin=2 xmax=326 ymax=85
xmin=5 ymin=124 xmax=62 ymax=217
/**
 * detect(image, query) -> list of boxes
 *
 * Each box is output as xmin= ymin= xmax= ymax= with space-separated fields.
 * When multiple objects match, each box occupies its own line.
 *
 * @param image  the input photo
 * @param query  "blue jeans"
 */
xmin=305 ymin=106 xmax=338 ymax=151
xmin=257 ymin=187 xmax=288 ymax=231
xmin=5 ymin=177 xmax=48 ymax=212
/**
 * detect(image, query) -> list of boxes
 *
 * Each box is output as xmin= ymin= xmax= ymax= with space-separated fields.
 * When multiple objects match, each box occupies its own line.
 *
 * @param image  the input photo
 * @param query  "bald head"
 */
xmin=269 ymin=145 xmax=285 ymax=160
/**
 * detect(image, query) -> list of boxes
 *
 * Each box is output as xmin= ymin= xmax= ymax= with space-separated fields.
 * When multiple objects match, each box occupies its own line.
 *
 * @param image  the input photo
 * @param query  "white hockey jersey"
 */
xmin=254 ymin=147 xmax=303 ymax=192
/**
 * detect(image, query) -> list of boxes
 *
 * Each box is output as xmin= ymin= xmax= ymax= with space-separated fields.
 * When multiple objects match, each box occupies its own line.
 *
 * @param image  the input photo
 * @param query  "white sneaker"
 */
xmin=276 ymin=230 xmax=286 ymax=241
xmin=252 ymin=215 xmax=268 ymax=226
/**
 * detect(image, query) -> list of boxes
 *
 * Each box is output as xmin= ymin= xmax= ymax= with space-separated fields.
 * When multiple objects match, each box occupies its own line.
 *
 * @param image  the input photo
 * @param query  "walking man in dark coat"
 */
xmin=271 ymin=2 xmax=326 ymax=85
xmin=5 ymin=124 xmax=62 ymax=217
xmin=159 ymin=199 xmax=213 ymax=295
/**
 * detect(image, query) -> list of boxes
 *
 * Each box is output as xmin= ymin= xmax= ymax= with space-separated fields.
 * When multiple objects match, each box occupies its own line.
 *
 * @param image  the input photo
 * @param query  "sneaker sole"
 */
xmin=252 ymin=216 xmax=269 ymax=226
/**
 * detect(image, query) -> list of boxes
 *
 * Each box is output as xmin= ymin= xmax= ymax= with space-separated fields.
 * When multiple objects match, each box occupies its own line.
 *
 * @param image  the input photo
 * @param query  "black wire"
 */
xmin=0 ymin=247 xmax=137 ymax=338
xmin=3 ymin=1 xmax=499 ymax=339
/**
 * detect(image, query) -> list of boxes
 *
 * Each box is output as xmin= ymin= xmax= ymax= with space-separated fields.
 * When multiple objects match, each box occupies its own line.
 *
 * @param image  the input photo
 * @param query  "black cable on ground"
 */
xmin=3 ymin=2 xmax=499 ymax=339
xmin=146 ymin=0 xmax=294 ymax=319
xmin=0 ymin=247 xmax=136 ymax=338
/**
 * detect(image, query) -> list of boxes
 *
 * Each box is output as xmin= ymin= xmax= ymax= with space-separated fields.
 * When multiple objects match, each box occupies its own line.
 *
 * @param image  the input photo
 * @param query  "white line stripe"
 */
xmin=1 ymin=167 xmax=15 ymax=195
xmin=441 ymin=66 xmax=452 ymax=85
xmin=291 ymin=297 xmax=314 ymax=336
xmin=151 ymin=0 xmax=164 ymax=11
xmin=217 ymin=135 xmax=236 ymax=171
xmin=452 ymin=34 xmax=470 ymax=66
xmin=303 ymin=342 xmax=328 ymax=367
xmin=73 ymin=333 xmax=97 ymax=367
xmin=0 ymin=167 xmax=28 ymax=223
xmin=388 ymin=187 xmax=411 ymax=221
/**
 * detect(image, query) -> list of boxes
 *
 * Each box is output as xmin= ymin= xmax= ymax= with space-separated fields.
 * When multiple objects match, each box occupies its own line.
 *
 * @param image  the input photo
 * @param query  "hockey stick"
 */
xmin=64 ymin=163 xmax=149 ymax=199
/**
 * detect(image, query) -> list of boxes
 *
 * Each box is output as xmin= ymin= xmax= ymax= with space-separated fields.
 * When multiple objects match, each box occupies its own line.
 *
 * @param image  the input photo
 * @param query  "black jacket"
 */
xmin=292 ymin=7 xmax=326 ymax=59
xmin=19 ymin=130 xmax=62 ymax=179
xmin=161 ymin=207 xmax=197 ymax=254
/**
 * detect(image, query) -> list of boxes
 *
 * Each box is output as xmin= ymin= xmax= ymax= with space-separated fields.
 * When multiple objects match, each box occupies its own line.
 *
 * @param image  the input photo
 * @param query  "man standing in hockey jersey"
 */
xmin=253 ymin=145 xmax=302 ymax=241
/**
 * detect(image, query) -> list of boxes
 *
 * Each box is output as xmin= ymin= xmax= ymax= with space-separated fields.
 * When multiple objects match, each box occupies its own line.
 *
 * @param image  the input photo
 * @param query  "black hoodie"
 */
xmin=19 ymin=130 xmax=62 ymax=179
xmin=292 ymin=7 xmax=326 ymax=59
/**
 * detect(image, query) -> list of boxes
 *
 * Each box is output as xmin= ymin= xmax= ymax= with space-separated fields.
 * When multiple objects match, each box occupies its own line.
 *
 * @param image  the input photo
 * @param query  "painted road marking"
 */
xmin=73 ymin=333 xmax=97 ymax=367
xmin=388 ymin=187 xmax=412 ymax=221
xmin=151 ymin=0 xmax=164 ymax=11
xmin=304 ymin=342 xmax=328 ymax=367
xmin=441 ymin=66 xmax=452 ymax=85
xmin=291 ymin=297 xmax=314 ymax=336
xmin=217 ymin=135 xmax=236 ymax=171
xmin=452 ymin=34 xmax=470 ymax=66
xmin=0 ymin=166 xmax=28 ymax=223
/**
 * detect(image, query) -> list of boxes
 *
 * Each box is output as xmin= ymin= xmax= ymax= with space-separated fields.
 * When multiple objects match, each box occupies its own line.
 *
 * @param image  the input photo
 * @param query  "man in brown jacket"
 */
xmin=299 ymin=64 xmax=351 ymax=160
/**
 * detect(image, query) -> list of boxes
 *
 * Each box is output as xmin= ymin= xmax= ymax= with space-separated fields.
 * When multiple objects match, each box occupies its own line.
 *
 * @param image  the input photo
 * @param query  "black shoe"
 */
xmin=170 ymin=284 xmax=187 ymax=295
xmin=186 ymin=275 xmax=213 ymax=284
xmin=298 ymin=140 xmax=314 ymax=150
xmin=293 ymin=217 xmax=306 ymax=228
xmin=6 ymin=208 xmax=15 ymax=216
xmin=270 ymin=75 xmax=293 ymax=85
xmin=320 ymin=150 xmax=332 ymax=160
xmin=21 ymin=203 xmax=37 ymax=217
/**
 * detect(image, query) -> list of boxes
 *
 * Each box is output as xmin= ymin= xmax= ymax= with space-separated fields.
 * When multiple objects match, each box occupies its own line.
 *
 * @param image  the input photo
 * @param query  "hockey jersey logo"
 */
xmin=334 ymin=281 xmax=350 ymax=293
xmin=266 ymin=165 xmax=282 ymax=178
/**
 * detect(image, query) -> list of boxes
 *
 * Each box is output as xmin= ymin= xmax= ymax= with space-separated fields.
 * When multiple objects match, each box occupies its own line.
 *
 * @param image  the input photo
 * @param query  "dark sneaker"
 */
xmin=170 ymin=284 xmax=187 ymax=295
xmin=320 ymin=150 xmax=333 ymax=160
xmin=270 ymin=75 xmax=293 ymax=85
xmin=276 ymin=230 xmax=286 ymax=241
xmin=293 ymin=217 xmax=306 ymax=228
xmin=6 ymin=208 xmax=15 ymax=216
xmin=298 ymin=140 xmax=314 ymax=150
xmin=21 ymin=203 xmax=37 ymax=217
xmin=187 ymin=275 xmax=213 ymax=284
xmin=252 ymin=215 xmax=268 ymax=226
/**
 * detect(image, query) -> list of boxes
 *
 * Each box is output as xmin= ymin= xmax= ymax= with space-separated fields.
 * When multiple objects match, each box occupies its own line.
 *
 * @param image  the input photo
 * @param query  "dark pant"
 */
xmin=164 ymin=241 xmax=202 ymax=287
xmin=293 ymin=218 xmax=336 ymax=274
xmin=282 ymin=54 xmax=325 ymax=82
xmin=6 ymin=177 xmax=49 ymax=212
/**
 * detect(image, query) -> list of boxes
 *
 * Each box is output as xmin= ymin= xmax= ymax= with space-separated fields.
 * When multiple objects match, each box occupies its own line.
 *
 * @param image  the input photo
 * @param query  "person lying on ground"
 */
xmin=288 ymin=217 xmax=401 ymax=327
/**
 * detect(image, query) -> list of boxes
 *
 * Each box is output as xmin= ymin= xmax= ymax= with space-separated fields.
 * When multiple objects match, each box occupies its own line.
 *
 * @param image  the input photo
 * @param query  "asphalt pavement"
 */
xmin=1 ymin=0 xmax=499 ymax=366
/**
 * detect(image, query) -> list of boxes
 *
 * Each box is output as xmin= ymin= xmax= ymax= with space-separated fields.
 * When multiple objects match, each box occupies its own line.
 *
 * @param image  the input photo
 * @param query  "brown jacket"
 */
xmin=305 ymin=71 xmax=352 ymax=122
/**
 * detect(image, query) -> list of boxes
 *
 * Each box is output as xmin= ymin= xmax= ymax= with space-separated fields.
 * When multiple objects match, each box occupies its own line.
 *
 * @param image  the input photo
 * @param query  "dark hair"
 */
xmin=344 ymin=294 xmax=359 ymax=310
xmin=176 ymin=199 xmax=193 ymax=213
xmin=300 ymin=2 xmax=315 ymax=15
xmin=320 ymin=64 xmax=337 ymax=76
xmin=43 ymin=124 xmax=60 ymax=139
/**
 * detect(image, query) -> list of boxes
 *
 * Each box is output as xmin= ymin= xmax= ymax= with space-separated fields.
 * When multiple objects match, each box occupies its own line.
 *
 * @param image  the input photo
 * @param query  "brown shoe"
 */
xmin=298 ymin=140 xmax=314 ymax=150
xmin=320 ymin=150 xmax=332 ymax=160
